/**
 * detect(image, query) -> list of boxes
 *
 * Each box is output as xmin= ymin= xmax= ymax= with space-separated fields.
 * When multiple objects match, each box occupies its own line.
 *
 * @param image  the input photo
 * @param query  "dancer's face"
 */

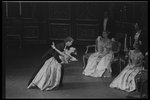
xmin=133 ymin=42 xmax=139 ymax=49
xmin=102 ymin=31 xmax=108 ymax=38
xmin=69 ymin=47 xmax=77 ymax=55
xmin=66 ymin=41 xmax=73 ymax=46
xmin=69 ymin=47 xmax=75 ymax=53
xmin=134 ymin=23 xmax=139 ymax=29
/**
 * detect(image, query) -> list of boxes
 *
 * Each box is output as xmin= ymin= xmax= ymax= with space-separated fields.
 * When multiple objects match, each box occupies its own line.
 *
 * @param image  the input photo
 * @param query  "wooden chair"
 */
xmin=119 ymin=56 xmax=128 ymax=72
xmin=119 ymin=48 xmax=129 ymax=73
xmin=82 ymin=40 xmax=98 ymax=69
xmin=110 ymin=41 xmax=121 ymax=76
xmin=126 ymin=70 xmax=148 ymax=99
xmin=6 ymin=17 xmax=24 ymax=49
xmin=82 ymin=40 xmax=121 ymax=71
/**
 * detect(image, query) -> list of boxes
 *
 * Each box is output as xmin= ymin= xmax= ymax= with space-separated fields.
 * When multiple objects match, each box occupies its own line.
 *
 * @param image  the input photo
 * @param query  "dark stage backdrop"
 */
xmin=3 ymin=1 xmax=148 ymax=45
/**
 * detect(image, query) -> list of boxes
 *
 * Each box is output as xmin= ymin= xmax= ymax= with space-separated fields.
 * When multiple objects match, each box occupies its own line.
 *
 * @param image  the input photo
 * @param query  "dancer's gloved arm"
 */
xmin=64 ymin=50 xmax=78 ymax=61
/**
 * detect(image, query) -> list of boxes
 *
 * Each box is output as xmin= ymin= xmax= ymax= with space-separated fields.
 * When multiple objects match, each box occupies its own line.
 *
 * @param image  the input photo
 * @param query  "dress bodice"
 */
xmin=97 ymin=38 xmax=112 ymax=54
xmin=129 ymin=50 xmax=144 ymax=66
xmin=102 ymin=39 xmax=112 ymax=51
xmin=59 ymin=49 xmax=71 ymax=63
xmin=97 ymin=40 xmax=104 ymax=53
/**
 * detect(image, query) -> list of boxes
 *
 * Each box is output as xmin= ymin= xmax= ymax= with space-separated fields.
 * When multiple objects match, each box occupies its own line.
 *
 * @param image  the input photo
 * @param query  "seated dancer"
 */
xmin=83 ymin=30 xmax=114 ymax=77
xmin=109 ymin=41 xmax=144 ymax=92
xmin=27 ymin=37 xmax=77 ymax=91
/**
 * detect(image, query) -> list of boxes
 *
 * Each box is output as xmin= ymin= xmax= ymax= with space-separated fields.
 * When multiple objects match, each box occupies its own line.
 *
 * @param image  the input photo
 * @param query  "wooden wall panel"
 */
xmin=49 ymin=3 xmax=70 ymax=20
xmin=77 ymin=24 xmax=98 ymax=41
xmin=22 ymin=2 xmax=38 ymax=19
xmin=49 ymin=23 xmax=71 ymax=40
xmin=3 ymin=1 xmax=147 ymax=44
xmin=23 ymin=26 xmax=39 ymax=38
xmin=76 ymin=2 xmax=98 ymax=21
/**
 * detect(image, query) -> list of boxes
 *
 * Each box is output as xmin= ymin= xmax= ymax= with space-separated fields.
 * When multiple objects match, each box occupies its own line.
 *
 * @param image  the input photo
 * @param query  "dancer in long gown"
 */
xmin=27 ymin=37 xmax=77 ymax=91
xmin=83 ymin=30 xmax=114 ymax=77
xmin=109 ymin=41 xmax=144 ymax=92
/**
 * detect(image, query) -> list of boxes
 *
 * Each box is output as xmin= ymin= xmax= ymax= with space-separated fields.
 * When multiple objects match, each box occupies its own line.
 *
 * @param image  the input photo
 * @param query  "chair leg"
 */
xmin=119 ymin=59 xmax=121 ymax=72
xmin=119 ymin=58 xmax=126 ymax=72
xmin=116 ymin=61 xmax=120 ymax=75
xmin=123 ymin=61 xmax=125 ymax=69
xmin=83 ymin=56 xmax=86 ymax=69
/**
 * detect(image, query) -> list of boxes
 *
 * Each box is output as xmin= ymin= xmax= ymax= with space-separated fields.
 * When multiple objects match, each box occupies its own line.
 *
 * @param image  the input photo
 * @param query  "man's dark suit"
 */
xmin=102 ymin=17 xmax=116 ymax=39
xmin=28 ymin=42 xmax=66 ymax=86
xmin=132 ymin=30 xmax=148 ymax=55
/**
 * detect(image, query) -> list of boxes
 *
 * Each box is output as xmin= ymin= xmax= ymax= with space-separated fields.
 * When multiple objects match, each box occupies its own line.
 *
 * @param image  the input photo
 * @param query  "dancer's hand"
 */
xmin=97 ymin=36 xmax=102 ymax=41
xmin=51 ymin=42 xmax=56 ymax=49
xmin=145 ymin=52 xmax=148 ymax=56
xmin=98 ymin=55 xmax=102 ymax=58
xmin=124 ymin=47 xmax=128 ymax=52
xmin=111 ymin=38 xmax=115 ymax=41
xmin=70 ymin=57 xmax=78 ymax=61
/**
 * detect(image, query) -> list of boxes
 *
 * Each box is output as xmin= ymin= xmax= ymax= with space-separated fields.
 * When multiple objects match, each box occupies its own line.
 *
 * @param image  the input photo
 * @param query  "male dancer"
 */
xmin=28 ymin=37 xmax=74 ymax=87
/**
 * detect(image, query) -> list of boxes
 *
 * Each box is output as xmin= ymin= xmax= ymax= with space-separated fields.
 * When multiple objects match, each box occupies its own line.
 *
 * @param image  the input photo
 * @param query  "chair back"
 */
xmin=111 ymin=41 xmax=121 ymax=54
xmin=111 ymin=41 xmax=121 ymax=62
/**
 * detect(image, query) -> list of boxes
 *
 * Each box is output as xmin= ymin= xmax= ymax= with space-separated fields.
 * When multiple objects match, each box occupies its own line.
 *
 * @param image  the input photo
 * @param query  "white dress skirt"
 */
xmin=83 ymin=39 xmax=113 ymax=77
xmin=82 ymin=51 xmax=113 ymax=77
xmin=82 ymin=52 xmax=102 ymax=76
xmin=89 ymin=52 xmax=113 ymax=77
xmin=109 ymin=50 xmax=144 ymax=92
xmin=27 ymin=57 xmax=61 ymax=91
xmin=109 ymin=64 xmax=142 ymax=92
